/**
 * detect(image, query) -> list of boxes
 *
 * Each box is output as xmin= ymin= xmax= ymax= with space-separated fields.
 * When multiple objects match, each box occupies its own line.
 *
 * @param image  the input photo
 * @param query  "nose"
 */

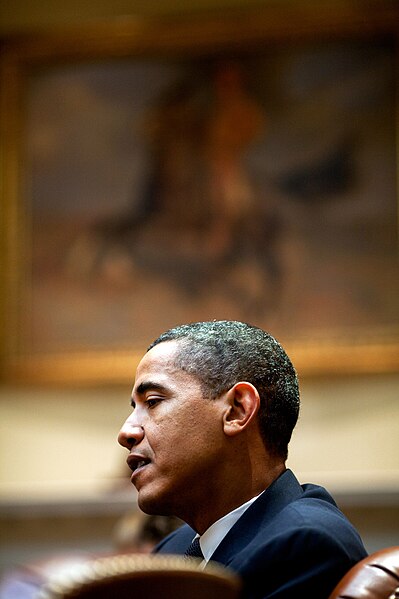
xmin=118 ymin=413 xmax=145 ymax=450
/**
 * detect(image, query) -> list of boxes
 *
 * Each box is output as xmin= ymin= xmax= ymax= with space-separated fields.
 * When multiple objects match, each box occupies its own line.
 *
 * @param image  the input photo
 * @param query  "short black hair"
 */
xmin=149 ymin=320 xmax=299 ymax=460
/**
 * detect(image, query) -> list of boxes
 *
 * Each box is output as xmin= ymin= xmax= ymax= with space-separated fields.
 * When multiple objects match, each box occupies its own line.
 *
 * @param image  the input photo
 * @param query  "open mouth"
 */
xmin=127 ymin=455 xmax=151 ymax=474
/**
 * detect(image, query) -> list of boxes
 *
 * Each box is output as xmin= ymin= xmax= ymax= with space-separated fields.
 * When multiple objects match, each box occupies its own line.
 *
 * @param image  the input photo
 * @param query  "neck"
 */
xmin=182 ymin=458 xmax=286 ymax=535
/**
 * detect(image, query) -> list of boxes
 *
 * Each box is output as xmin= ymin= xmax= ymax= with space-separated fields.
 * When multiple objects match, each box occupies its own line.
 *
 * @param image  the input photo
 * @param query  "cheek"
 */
xmin=152 ymin=407 xmax=219 ymax=460
xmin=153 ymin=418 xmax=202 ymax=451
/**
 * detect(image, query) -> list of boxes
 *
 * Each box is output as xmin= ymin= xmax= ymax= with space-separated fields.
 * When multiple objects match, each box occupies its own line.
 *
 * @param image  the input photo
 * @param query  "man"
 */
xmin=118 ymin=320 xmax=367 ymax=598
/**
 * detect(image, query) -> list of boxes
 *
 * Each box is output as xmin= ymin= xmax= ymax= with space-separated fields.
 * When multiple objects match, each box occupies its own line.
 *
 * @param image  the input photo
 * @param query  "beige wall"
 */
xmin=0 ymin=385 xmax=128 ymax=499
xmin=288 ymin=374 xmax=399 ymax=491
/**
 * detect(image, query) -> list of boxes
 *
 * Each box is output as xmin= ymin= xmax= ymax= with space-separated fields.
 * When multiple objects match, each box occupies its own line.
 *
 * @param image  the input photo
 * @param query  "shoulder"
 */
xmin=255 ymin=482 xmax=365 ymax=552
xmin=227 ymin=489 xmax=367 ymax=598
xmin=216 ymin=474 xmax=367 ymax=571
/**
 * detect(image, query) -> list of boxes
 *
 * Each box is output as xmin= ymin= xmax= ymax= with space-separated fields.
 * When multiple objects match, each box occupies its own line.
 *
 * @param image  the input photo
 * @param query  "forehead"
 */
xmin=133 ymin=340 xmax=191 ymax=388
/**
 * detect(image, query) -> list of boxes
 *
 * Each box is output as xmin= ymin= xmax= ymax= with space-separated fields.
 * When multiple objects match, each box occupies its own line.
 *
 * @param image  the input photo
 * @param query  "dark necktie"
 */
xmin=184 ymin=536 xmax=204 ymax=559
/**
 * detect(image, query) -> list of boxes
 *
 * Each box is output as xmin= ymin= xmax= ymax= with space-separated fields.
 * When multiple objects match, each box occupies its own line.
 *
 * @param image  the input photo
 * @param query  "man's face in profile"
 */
xmin=118 ymin=340 xmax=227 ymax=520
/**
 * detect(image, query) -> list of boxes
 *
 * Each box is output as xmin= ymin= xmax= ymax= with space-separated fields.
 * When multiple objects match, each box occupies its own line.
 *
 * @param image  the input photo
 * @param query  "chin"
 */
xmin=137 ymin=488 xmax=175 ymax=517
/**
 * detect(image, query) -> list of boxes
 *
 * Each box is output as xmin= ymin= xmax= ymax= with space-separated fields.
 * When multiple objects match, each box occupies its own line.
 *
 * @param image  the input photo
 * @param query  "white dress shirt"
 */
xmin=193 ymin=492 xmax=263 ymax=565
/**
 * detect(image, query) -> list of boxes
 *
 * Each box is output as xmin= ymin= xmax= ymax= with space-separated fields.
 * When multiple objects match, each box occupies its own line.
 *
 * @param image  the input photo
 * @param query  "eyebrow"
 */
xmin=135 ymin=381 xmax=168 ymax=396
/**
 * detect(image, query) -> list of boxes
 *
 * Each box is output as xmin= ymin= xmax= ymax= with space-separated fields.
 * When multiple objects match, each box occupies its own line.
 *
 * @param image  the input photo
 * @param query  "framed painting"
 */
xmin=1 ymin=3 xmax=399 ymax=384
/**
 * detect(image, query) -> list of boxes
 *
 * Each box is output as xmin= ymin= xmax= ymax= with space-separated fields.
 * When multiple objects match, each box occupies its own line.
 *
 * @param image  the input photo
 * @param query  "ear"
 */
xmin=222 ymin=382 xmax=260 ymax=436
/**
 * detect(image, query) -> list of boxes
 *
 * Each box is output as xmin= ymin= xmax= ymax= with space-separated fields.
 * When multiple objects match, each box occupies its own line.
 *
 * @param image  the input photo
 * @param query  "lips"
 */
xmin=127 ymin=453 xmax=151 ymax=474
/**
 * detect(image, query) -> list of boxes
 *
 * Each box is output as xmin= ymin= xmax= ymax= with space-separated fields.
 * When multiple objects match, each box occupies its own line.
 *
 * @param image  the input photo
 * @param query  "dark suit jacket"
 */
xmin=154 ymin=469 xmax=368 ymax=598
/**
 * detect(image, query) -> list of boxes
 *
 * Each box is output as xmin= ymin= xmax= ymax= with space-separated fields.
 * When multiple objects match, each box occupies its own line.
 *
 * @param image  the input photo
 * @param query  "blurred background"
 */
xmin=0 ymin=0 xmax=398 ymax=593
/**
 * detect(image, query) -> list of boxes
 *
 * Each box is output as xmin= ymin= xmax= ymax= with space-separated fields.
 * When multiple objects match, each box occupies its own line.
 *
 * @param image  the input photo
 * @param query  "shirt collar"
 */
xmin=197 ymin=492 xmax=263 ymax=563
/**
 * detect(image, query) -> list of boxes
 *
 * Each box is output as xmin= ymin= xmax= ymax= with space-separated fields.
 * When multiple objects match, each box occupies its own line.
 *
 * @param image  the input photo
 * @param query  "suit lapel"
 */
xmin=155 ymin=523 xmax=196 ymax=554
xmin=209 ymin=469 xmax=303 ymax=565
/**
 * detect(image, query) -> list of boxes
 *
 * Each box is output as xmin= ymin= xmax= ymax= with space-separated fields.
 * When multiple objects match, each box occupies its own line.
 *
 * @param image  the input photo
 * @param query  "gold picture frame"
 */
xmin=1 ymin=3 xmax=399 ymax=385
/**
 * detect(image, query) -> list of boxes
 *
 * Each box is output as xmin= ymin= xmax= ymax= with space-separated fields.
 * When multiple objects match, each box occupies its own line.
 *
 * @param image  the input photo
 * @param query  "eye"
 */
xmin=146 ymin=397 xmax=161 ymax=409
